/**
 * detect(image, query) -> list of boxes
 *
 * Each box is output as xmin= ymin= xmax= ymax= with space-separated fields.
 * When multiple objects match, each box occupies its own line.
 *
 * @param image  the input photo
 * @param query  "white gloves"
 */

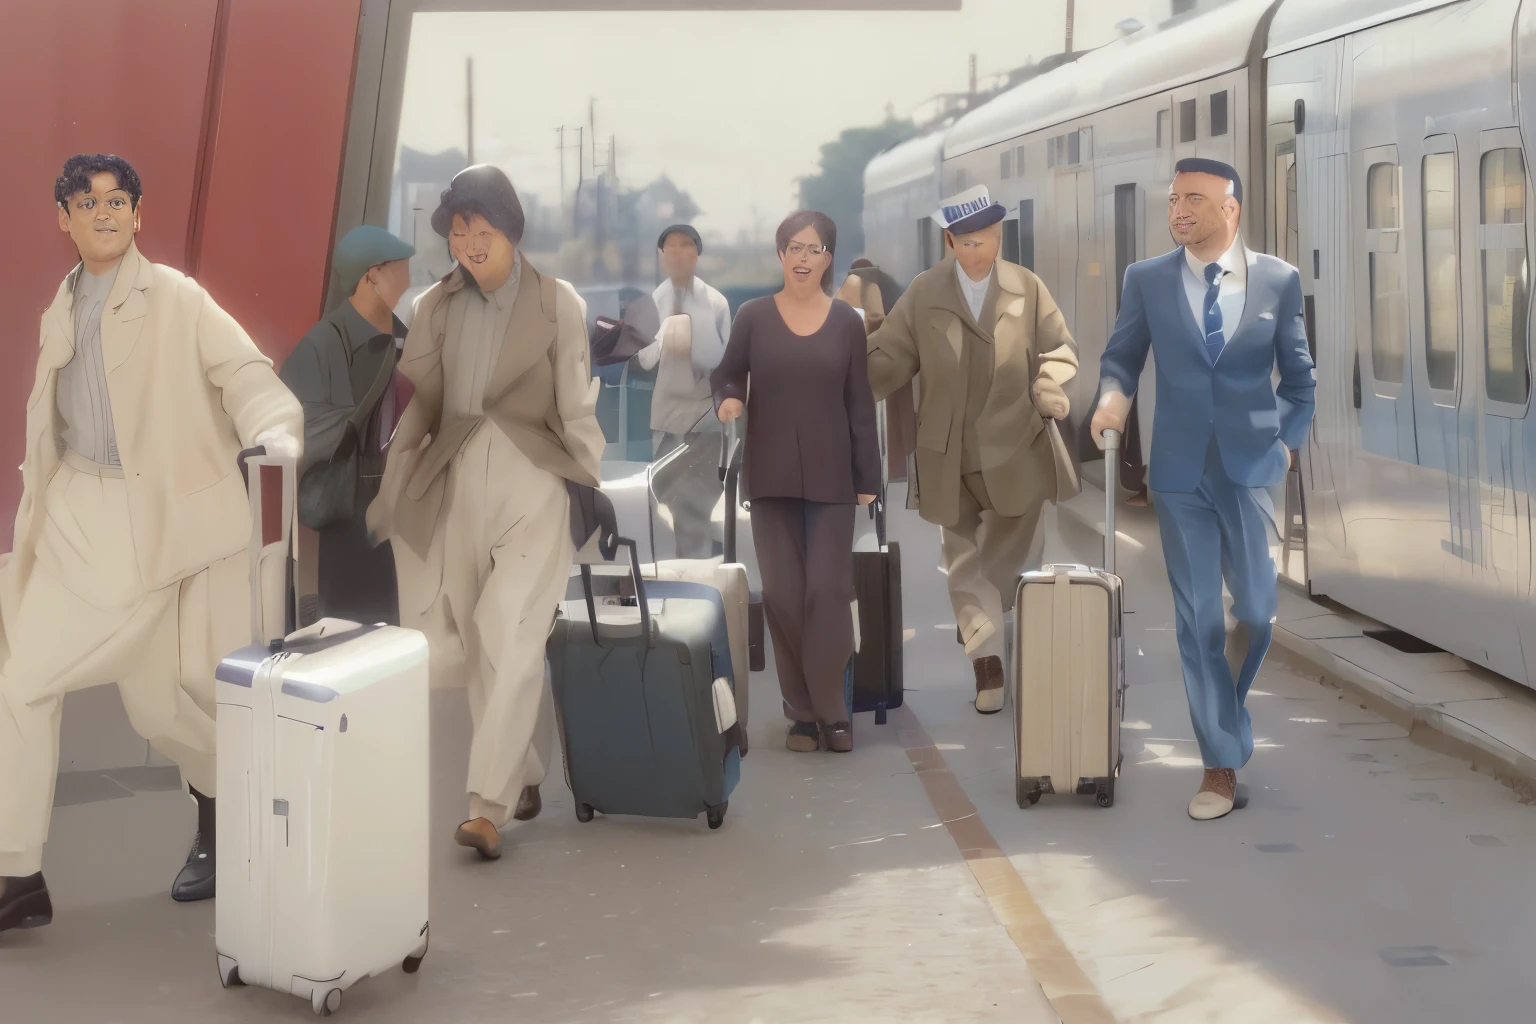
xmin=254 ymin=428 xmax=302 ymax=461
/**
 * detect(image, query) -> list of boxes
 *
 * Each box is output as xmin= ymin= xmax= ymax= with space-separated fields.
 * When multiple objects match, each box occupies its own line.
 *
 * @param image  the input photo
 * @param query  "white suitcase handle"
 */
xmin=238 ymin=446 xmax=298 ymax=647
xmin=1100 ymin=428 xmax=1120 ymax=577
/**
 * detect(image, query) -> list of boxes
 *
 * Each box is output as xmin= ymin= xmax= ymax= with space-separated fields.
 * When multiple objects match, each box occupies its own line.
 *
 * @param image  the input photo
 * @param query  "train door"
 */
xmin=1472 ymin=127 xmax=1530 ymax=679
xmin=1073 ymin=161 xmax=1104 ymax=463
xmin=1294 ymin=140 xmax=1352 ymax=566
xmin=1409 ymin=134 xmax=1481 ymax=586
xmin=1353 ymin=146 xmax=1419 ymax=464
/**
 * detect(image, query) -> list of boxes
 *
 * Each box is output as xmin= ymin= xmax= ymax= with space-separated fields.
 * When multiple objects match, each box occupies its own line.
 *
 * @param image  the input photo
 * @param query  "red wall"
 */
xmin=0 ymin=0 xmax=360 ymax=551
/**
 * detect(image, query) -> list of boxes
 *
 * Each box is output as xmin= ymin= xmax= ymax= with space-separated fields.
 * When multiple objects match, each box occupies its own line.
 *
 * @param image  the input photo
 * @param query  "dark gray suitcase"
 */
xmin=548 ymin=496 xmax=742 ymax=830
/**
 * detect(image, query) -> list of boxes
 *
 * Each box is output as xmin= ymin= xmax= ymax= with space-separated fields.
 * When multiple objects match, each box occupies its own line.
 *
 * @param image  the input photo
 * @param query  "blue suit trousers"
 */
xmin=1151 ymin=442 xmax=1279 ymax=770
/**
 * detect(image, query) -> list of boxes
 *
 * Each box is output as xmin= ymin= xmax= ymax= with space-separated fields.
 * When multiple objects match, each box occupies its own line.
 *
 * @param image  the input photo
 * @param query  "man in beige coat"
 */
xmin=0 ymin=154 xmax=303 ymax=933
xmin=367 ymin=165 xmax=604 ymax=861
xmin=867 ymin=185 xmax=1078 ymax=714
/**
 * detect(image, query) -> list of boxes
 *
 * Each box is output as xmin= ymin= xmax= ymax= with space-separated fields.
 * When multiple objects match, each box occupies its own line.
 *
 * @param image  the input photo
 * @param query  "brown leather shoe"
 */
xmin=454 ymin=817 xmax=503 ymax=860
xmin=512 ymin=785 xmax=542 ymax=822
xmin=973 ymin=655 xmax=1005 ymax=714
xmin=822 ymin=722 xmax=853 ymax=753
xmin=786 ymin=720 xmax=820 ymax=752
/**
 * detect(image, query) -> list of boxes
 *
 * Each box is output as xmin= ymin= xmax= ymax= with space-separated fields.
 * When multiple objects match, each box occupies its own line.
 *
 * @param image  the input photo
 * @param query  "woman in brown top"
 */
xmin=711 ymin=211 xmax=881 ymax=753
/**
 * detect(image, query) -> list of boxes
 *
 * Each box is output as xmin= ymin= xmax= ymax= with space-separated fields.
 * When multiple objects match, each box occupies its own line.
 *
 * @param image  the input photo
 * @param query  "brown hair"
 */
xmin=774 ymin=210 xmax=837 ymax=295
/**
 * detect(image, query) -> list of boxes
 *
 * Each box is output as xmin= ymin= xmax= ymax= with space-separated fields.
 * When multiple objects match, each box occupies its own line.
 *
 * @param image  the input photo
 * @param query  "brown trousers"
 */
xmin=749 ymin=498 xmax=856 ymax=725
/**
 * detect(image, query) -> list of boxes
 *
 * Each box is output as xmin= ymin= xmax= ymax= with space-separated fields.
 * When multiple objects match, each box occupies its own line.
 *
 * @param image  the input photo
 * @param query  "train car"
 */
xmin=862 ymin=130 xmax=947 ymax=289
xmin=863 ymin=0 xmax=1536 ymax=689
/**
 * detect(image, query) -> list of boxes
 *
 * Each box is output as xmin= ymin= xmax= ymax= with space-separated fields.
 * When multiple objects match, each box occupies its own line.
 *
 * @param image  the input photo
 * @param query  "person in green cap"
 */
xmin=280 ymin=224 xmax=415 ymax=626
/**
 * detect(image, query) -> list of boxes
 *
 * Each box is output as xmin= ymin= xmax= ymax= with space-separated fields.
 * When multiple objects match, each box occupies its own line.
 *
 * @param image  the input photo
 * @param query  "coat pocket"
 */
xmin=916 ymin=406 xmax=952 ymax=454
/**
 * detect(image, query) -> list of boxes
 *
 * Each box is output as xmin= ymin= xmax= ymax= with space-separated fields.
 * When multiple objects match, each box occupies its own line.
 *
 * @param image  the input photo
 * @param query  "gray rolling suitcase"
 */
xmin=548 ymin=489 xmax=743 ymax=830
xmin=1012 ymin=428 xmax=1126 ymax=809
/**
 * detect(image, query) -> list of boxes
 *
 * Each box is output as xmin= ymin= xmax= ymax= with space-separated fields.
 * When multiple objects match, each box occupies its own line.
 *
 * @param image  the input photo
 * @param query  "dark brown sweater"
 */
xmin=710 ymin=296 xmax=880 ymax=504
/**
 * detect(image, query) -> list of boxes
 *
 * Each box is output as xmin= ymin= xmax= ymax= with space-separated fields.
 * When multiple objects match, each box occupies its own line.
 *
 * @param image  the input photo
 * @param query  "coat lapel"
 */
xmin=1219 ymin=253 xmax=1270 ymax=364
xmin=485 ymin=257 xmax=557 ymax=405
xmin=1168 ymin=248 xmax=1206 ymax=357
xmin=101 ymin=245 xmax=151 ymax=375
xmin=990 ymin=261 xmax=1028 ymax=379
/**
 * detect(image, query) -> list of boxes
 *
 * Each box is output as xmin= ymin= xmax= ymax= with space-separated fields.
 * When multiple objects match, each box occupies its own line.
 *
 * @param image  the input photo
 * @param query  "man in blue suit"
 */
xmin=1091 ymin=158 xmax=1315 ymax=820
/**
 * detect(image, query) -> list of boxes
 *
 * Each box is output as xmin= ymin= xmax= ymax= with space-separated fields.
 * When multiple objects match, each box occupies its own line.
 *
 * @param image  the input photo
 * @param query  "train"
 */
xmin=862 ymin=0 xmax=1536 ymax=690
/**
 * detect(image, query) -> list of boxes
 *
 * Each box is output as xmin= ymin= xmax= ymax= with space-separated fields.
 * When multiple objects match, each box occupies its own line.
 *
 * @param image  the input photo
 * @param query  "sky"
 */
xmin=394 ymin=0 xmax=1176 ymax=241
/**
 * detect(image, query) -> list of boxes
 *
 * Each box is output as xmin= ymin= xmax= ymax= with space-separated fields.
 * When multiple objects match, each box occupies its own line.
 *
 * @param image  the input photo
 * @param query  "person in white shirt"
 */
xmin=637 ymin=225 xmax=733 ymax=558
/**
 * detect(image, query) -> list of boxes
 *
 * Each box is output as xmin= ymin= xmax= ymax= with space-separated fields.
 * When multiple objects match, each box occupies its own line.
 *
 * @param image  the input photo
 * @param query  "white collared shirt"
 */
xmin=1182 ymin=237 xmax=1248 ymax=349
xmin=955 ymin=259 xmax=993 ymax=324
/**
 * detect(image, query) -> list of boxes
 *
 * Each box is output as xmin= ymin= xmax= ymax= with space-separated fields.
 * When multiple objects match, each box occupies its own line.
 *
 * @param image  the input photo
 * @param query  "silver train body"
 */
xmin=863 ymin=0 xmax=1536 ymax=688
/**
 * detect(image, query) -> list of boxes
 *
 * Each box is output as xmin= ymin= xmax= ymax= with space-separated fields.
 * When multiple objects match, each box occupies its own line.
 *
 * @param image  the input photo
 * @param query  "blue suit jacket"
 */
xmin=1099 ymin=247 xmax=1316 ymax=493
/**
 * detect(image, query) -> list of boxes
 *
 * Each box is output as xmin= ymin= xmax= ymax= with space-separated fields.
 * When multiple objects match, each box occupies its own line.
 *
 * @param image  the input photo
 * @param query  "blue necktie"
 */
xmin=1203 ymin=262 xmax=1225 ymax=364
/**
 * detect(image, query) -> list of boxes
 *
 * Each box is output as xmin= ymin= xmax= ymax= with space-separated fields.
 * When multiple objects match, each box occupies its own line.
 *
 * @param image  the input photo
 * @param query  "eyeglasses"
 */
xmin=66 ymin=195 xmax=131 ymax=213
xmin=784 ymin=243 xmax=828 ymax=258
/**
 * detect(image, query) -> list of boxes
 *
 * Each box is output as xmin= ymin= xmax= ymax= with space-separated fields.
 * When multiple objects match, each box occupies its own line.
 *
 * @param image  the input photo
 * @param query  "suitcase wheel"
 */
xmin=403 ymin=925 xmax=429 ymax=974
xmin=1095 ymin=781 xmax=1115 ymax=809
xmin=706 ymin=802 xmax=727 ymax=830
xmin=575 ymin=802 xmax=595 ymax=823
xmin=216 ymin=954 xmax=242 ymax=989
xmin=312 ymin=987 xmax=342 ymax=1017
xmin=1016 ymin=779 xmax=1042 ymax=808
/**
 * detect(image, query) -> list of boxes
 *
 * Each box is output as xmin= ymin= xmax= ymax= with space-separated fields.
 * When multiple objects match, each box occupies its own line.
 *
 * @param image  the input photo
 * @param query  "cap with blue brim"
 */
xmin=932 ymin=185 xmax=1006 ymax=236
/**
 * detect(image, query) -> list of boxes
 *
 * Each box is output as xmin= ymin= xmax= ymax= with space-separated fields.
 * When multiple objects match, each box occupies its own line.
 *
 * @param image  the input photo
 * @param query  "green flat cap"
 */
xmin=332 ymin=225 xmax=414 ymax=296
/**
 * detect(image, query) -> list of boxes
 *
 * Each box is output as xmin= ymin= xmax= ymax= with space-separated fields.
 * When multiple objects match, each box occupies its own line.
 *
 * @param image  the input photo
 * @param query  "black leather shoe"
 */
xmin=172 ymin=788 xmax=216 ymax=902
xmin=0 ymin=873 xmax=52 ymax=933
xmin=512 ymin=785 xmax=542 ymax=822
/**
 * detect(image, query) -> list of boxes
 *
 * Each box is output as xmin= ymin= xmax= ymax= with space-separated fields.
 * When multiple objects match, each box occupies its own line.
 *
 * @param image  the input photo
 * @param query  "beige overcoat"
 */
xmin=365 ymin=260 xmax=604 ymax=603
xmin=866 ymin=256 xmax=1079 ymax=528
xmin=3 ymin=243 xmax=302 ymax=608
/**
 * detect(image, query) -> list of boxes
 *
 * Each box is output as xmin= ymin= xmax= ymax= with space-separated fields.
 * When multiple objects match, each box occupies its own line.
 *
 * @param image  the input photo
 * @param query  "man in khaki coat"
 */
xmin=867 ymin=185 xmax=1078 ymax=714
xmin=0 ymin=154 xmax=303 ymax=933
xmin=367 ymin=165 xmax=604 ymax=861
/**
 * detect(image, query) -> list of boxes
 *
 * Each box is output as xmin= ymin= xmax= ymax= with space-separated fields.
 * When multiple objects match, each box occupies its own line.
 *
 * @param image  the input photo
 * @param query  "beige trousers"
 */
xmin=392 ymin=422 xmax=571 ymax=829
xmin=940 ymin=472 xmax=1044 ymax=662
xmin=0 ymin=454 xmax=246 ymax=876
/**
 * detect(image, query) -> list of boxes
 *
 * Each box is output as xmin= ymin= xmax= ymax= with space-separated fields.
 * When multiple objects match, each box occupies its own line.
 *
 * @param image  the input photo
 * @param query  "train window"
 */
xmin=1001 ymin=218 xmax=1021 ymax=264
xmin=1178 ymin=99 xmax=1196 ymax=143
xmin=1067 ymin=131 xmax=1080 ymax=165
xmin=1000 ymin=151 xmax=1011 ymax=179
xmin=1113 ymin=184 xmax=1137 ymax=313
xmin=1366 ymin=162 xmax=1406 ymax=384
xmin=1422 ymin=151 xmax=1460 ymax=392
xmin=1156 ymin=109 xmax=1169 ymax=149
xmin=1018 ymin=199 xmax=1035 ymax=270
xmin=1480 ymin=148 xmax=1530 ymax=405
xmin=1014 ymin=145 xmax=1025 ymax=174
xmin=1210 ymin=91 xmax=1228 ymax=137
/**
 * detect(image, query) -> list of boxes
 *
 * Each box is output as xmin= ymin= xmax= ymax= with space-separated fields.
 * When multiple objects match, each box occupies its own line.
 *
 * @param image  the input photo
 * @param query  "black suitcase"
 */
xmin=847 ymin=399 xmax=903 ymax=724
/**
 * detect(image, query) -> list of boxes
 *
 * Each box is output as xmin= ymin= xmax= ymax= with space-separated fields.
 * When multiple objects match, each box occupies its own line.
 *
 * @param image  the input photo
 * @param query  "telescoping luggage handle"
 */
xmin=572 ymin=484 xmax=654 ymax=646
xmin=1100 ymin=428 xmax=1120 ymax=577
xmin=719 ymin=418 xmax=742 ymax=563
xmin=238 ymin=446 xmax=298 ymax=647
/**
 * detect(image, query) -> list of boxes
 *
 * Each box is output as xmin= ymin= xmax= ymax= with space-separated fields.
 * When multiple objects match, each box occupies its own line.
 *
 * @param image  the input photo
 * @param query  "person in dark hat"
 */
xmin=635 ymin=223 xmax=732 ymax=558
xmin=866 ymin=185 xmax=1080 ymax=715
xmin=366 ymin=164 xmax=605 ymax=861
xmin=280 ymin=225 xmax=415 ymax=628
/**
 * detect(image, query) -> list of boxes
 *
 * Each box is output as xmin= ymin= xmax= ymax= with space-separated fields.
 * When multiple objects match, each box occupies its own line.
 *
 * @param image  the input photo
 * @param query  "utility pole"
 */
xmin=1065 ymin=0 xmax=1074 ymax=53
xmin=466 ymin=57 xmax=475 ymax=165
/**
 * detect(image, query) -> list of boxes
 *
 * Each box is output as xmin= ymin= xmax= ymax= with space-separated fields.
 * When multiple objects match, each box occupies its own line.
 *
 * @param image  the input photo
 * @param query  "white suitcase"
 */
xmin=214 ymin=447 xmax=431 ymax=1017
xmin=1012 ymin=428 xmax=1126 ymax=810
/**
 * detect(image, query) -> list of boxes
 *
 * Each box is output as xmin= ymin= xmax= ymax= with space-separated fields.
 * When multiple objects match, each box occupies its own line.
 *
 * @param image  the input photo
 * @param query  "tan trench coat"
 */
xmin=365 ymin=260 xmax=604 ymax=598
xmin=866 ymin=256 xmax=1079 ymax=528
xmin=3 ymin=244 xmax=302 ymax=607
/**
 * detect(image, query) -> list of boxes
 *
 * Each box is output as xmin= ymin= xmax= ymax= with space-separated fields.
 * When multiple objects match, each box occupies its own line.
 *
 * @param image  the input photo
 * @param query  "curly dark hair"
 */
xmin=774 ymin=210 xmax=837 ymax=295
xmin=55 ymin=154 xmax=143 ymax=209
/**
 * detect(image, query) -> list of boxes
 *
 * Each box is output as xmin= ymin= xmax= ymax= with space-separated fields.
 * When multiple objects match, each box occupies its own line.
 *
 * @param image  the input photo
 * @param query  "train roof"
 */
xmin=863 ymin=130 xmax=946 ymax=196
xmin=1265 ymin=0 xmax=1467 ymax=56
xmin=943 ymin=0 xmax=1279 ymax=158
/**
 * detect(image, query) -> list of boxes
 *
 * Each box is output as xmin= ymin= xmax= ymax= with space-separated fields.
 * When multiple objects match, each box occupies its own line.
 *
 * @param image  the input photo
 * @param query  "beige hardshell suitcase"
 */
xmin=1012 ymin=428 xmax=1126 ymax=809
